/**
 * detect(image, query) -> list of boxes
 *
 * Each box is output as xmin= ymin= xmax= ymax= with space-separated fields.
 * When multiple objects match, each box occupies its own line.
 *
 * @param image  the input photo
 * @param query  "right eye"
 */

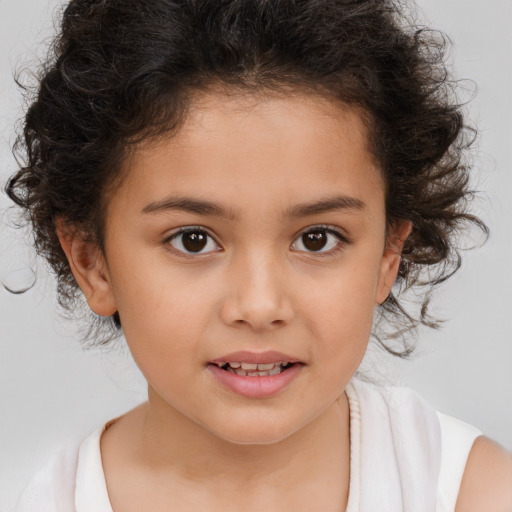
xmin=166 ymin=228 xmax=221 ymax=255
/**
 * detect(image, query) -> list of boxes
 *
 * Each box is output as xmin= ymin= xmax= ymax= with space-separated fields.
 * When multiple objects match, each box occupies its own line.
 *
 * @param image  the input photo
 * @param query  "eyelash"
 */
xmin=163 ymin=225 xmax=350 ymax=257
xmin=291 ymin=225 xmax=350 ymax=256
xmin=163 ymin=226 xmax=221 ymax=257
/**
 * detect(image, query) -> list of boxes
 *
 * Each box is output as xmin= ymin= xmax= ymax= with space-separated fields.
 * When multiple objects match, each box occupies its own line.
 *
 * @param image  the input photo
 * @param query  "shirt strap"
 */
xmin=436 ymin=412 xmax=482 ymax=512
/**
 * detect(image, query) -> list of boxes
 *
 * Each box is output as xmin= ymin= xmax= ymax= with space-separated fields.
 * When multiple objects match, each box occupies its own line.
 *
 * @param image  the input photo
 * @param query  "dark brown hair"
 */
xmin=5 ymin=0 xmax=486 ymax=353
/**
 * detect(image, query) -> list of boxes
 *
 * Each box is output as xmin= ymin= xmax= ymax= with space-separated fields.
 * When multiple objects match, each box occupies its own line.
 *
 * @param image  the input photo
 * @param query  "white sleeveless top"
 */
xmin=15 ymin=379 xmax=482 ymax=512
xmin=344 ymin=379 xmax=481 ymax=512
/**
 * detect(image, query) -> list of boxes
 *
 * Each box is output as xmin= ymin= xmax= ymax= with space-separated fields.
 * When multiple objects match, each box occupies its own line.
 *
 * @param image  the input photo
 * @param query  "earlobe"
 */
xmin=375 ymin=220 xmax=413 ymax=305
xmin=56 ymin=221 xmax=117 ymax=317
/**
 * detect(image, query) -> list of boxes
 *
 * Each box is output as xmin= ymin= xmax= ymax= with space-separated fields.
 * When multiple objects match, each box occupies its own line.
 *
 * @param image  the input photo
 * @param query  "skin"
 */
xmin=58 ymin=91 xmax=512 ymax=511
xmin=456 ymin=436 xmax=512 ymax=512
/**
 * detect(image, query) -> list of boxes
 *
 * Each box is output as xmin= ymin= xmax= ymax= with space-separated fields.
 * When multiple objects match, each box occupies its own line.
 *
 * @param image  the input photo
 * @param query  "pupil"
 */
xmin=183 ymin=231 xmax=207 ymax=252
xmin=303 ymin=231 xmax=327 ymax=251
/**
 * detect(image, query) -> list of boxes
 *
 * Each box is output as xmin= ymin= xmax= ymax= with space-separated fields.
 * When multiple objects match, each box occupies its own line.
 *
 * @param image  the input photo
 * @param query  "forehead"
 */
xmin=114 ymin=90 xmax=384 ymax=218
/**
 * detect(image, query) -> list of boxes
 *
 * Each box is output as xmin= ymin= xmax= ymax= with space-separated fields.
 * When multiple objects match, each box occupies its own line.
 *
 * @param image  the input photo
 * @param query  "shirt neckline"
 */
xmin=76 ymin=384 xmax=360 ymax=512
xmin=345 ymin=380 xmax=361 ymax=512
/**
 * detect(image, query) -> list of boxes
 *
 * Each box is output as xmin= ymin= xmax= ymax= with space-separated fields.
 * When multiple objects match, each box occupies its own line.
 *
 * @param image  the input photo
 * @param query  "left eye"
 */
xmin=291 ymin=228 xmax=344 ymax=253
xmin=167 ymin=228 xmax=220 ymax=254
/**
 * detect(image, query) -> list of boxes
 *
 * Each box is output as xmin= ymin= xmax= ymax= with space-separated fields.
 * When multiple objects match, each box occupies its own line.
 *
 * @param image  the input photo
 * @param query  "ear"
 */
xmin=56 ymin=221 xmax=117 ymax=317
xmin=375 ymin=220 xmax=413 ymax=305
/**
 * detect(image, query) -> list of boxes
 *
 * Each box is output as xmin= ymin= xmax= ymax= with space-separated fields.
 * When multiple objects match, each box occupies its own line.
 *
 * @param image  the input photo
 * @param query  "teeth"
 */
xmin=227 ymin=361 xmax=288 ymax=370
xmin=248 ymin=370 xmax=270 ymax=376
xmin=269 ymin=365 xmax=282 ymax=376
xmin=220 ymin=360 xmax=295 ymax=376
xmin=229 ymin=365 xmax=289 ymax=377
xmin=241 ymin=362 xmax=258 ymax=370
xmin=255 ymin=363 xmax=275 ymax=370
xmin=234 ymin=367 xmax=277 ymax=377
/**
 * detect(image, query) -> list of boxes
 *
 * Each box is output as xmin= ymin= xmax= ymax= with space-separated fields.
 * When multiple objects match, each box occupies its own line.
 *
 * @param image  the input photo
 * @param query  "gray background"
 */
xmin=1 ymin=0 xmax=511 ymax=510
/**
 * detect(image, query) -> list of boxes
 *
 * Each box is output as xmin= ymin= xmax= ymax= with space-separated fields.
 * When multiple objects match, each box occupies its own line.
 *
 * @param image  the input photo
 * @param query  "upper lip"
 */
xmin=210 ymin=350 xmax=302 ymax=365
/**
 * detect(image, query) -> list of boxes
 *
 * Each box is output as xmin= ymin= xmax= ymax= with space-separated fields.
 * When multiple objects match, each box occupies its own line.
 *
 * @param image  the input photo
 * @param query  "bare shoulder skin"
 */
xmin=456 ymin=436 xmax=512 ymax=512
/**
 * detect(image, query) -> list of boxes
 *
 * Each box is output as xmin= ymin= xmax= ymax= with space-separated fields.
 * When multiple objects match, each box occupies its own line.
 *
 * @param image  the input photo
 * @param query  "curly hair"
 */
xmin=5 ymin=0 xmax=486 ymax=353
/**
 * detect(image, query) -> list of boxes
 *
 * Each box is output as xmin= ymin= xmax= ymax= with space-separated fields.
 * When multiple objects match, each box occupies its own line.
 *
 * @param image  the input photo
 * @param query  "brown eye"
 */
xmin=302 ymin=231 xmax=327 ymax=251
xmin=168 ymin=228 xmax=220 ymax=254
xmin=182 ymin=231 xmax=207 ymax=252
xmin=291 ymin=227 xmax=345 ymax=254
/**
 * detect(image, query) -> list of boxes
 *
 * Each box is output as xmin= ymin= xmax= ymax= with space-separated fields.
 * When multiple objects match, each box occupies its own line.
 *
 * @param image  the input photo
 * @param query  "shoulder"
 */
xmin=15 ymin=421 xmax=111 ymax=512
xmin=455 ymin=436 xmax=512 ymax=512
xmin=15 ymin=441 xmax=80 ymax=512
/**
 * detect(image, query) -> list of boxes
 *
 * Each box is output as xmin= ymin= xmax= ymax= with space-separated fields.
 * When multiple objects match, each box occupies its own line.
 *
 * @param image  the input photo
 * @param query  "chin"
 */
xmin=205 ymin=414 xmax=306 ymax=446
xmin=218 ymin=430 xmax=296 ymax=446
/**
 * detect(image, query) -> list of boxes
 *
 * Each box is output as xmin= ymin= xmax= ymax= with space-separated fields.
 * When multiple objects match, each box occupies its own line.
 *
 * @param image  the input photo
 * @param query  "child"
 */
xmin=6 ymin=0 xmax=512 ymax=510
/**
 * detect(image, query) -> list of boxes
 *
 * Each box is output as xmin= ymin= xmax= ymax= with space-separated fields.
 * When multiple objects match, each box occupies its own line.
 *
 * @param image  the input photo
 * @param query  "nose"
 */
xmin=219 ymin=248 xmax=295 ymax=332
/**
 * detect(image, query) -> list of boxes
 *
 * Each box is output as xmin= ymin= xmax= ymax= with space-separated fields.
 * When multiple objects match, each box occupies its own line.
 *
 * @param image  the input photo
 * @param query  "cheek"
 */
xmin=304 ymin=258 xmax=381 ymax=319
xmin=299 ymin=256 xmax=381 ymax=357
xmin=120 ymin=281 xmax=217 ymax=345
xmin=110 ymin=240 xmax=215 ymax=315
xmin=107 ymin=250 xmax=221 ymax=359
xmin=117 ymin=277 xmax=215 ymax=392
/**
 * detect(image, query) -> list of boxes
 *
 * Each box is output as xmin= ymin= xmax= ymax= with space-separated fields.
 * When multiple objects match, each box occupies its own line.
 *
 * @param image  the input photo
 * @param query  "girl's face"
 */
xmin=74 ymin=91 xmax=407 ymax=444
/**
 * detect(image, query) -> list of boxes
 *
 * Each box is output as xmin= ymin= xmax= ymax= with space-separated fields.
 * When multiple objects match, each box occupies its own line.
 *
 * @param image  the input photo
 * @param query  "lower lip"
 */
xmin=207 ymin=363 xmax=303 ymax=398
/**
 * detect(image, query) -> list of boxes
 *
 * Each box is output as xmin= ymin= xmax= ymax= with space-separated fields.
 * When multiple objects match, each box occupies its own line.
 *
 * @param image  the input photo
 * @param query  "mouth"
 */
xmin=207 ymin=351 xmax=304 ymax=398
xmin=212 ymin=360 xmax=297 ymax=377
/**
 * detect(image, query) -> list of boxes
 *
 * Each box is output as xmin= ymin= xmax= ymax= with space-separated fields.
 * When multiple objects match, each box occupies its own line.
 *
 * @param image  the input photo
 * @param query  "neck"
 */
xmin=102 ymin=388 xmax=351 ymax=510
xmin=138 ymin=387 xmax=350 ymax=492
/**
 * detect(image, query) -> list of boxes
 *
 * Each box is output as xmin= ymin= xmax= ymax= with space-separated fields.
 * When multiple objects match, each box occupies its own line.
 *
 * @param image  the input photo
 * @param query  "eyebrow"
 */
xmin=141 ymin=197 xmax=238 ymax=220
xmin=141 ymin=194 xmax=365 ymax=219
xmin=284 ymin=195 xmax=366 ymax=218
